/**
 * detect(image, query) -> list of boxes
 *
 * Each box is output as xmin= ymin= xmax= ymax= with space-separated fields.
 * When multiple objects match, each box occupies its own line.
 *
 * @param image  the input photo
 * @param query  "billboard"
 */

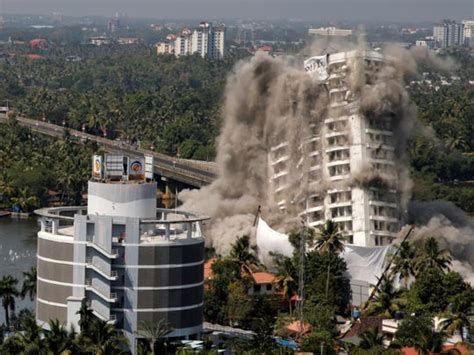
xmin=92 ymin=155 xmax=103 ymax=179
xmin=128 ymin=158 xmax=145 ymax=181
xmin=304 ymin=55 xmax=329 ymax=81
xmin=105 ymin=154 xmax=126 ymax=179
xmin=145 ymin=155 xmax=154 ymax=180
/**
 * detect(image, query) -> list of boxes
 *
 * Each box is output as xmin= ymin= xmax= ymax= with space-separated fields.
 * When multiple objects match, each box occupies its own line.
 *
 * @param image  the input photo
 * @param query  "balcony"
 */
xmin=85 ymin=279 xmax=118 ymax=303
xmin=86 ymin=237 xmax=119 ymax=259
xmin=86 ymin=258 xmax=119 ymax=281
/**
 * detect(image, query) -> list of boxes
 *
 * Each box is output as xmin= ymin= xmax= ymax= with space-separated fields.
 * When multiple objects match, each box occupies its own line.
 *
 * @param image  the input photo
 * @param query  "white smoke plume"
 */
xmin=180 ymin=40 xmax=469 ymax=269
xmin=408 ymin=201 xmax=474 ymax=285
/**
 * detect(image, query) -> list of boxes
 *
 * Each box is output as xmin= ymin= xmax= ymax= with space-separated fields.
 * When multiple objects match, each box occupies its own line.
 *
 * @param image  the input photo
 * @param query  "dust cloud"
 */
xmin=179 ymin=39 xmax=470 ymax=273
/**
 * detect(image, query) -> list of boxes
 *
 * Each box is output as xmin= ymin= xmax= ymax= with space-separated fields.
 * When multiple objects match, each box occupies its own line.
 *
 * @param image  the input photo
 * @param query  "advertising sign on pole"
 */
xmin=145 ymin=155 xmax=154 ymax=180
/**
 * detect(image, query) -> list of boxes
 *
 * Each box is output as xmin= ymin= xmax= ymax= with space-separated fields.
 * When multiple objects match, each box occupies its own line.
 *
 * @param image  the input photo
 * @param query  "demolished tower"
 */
xmin=269 ymin=50 xmax=402 ymax=247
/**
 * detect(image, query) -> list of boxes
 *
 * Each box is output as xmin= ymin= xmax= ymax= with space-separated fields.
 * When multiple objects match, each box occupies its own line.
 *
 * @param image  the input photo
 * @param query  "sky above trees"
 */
xmin=2 ymin=0 xmax=473 ymax=22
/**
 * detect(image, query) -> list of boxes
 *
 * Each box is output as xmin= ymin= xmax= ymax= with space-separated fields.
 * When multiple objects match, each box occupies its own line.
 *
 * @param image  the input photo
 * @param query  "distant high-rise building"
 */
xmin=155 ymin=22 xmax=225 ymax=59
xmin=433 ymin=20 xmax=465 ymax=48
xmin=308 ymin=27 xmax=353 ymax=37
xmin=108 ymin=15 xmax=120 ymax=33
xmin=211 ymin=25 xmax=226 ymax=59
xmin=462 ymin=20 xmax=474 ymax=46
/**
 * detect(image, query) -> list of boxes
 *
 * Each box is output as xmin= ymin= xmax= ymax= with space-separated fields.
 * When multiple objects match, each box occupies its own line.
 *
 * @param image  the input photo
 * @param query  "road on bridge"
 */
xmin=0 ymin=114 xmax=218 ymax=187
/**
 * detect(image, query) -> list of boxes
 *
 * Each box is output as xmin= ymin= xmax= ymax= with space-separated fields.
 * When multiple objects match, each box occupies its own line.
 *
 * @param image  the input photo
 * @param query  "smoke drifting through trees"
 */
xmin=180 ymin=41 xmax=472 ymax=282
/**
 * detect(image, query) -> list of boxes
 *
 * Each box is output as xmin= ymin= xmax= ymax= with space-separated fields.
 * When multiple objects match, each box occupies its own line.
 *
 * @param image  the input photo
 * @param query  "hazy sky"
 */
xmin=1 ymin=0 xmax=473 ymax=22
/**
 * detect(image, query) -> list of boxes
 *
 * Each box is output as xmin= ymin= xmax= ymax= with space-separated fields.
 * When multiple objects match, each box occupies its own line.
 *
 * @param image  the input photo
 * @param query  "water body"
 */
xmin=0 ymin=217 xmax=38 ymax=324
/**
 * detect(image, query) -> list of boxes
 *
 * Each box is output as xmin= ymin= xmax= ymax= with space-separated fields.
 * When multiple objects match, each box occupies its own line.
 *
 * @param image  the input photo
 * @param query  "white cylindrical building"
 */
xmin=36 ymin=154 xmax=208 ymax=353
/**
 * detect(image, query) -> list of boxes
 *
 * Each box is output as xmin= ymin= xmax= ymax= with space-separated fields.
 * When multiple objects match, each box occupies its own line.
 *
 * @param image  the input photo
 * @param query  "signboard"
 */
xmin=128 ymin=158 xmax=145 ymax=181
xmin=105 ymin=154 xmax=126 ymax=179
xmin=304 ymin=55 xmax=329 ymax=81
xmin=145 ymin=155 xmax=154 ymax=180
xmin=92 ymin=155 xmax=103 ymax=180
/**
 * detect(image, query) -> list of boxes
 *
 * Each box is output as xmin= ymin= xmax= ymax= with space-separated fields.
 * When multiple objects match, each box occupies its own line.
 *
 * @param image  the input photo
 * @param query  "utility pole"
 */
xmin=296 ymin=217 xmax=306 ymax=336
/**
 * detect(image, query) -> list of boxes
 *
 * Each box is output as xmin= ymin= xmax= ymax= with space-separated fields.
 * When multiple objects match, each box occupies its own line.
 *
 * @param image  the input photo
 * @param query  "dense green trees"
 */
xmin=1 ymin=48 xmax=242 ymax=160
xmin=0 ymin=119 xmax=98 ymax=209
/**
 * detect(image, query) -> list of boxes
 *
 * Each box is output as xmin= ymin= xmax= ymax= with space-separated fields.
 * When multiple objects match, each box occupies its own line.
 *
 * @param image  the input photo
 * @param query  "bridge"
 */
xmin=0 ymin=114 xmax=218 ymax=187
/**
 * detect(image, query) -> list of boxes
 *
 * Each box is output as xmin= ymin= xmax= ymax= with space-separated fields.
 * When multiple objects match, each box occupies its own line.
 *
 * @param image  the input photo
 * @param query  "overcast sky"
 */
xmin=1 ymin=0 xmax=473 ymax=22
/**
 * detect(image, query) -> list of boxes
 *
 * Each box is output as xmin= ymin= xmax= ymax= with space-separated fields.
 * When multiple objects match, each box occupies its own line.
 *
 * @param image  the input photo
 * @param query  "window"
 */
xmin=266 ymin=284 xmax=272 ymax=291
xmin=253 ymin=284 xmax=261 ymax=293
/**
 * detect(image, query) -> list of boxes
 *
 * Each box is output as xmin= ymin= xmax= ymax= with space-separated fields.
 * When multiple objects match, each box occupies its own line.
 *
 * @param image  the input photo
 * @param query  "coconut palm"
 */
xmin=364 ymin=275 xmax=406 ymax=318
xmin=389 ymin=241 xmax=416 ymax=288
xmin=42 ymin=319 xmax=74 ymax=355
xmin=20 ymin=267 xmax=37 ymax=301
xmin=359 ymin=327 xmax=385 ymax=349
xmin=76 ymin=298 xmax=95 ymax=334
xmin=0 ymin=275 xmax=19 ymax=329
xmin=272 ymin=253 xmax=298 ymax=315
xmin=315 ymin=220 xmax=346 ymax=296
xmin=10 ymin=187 xmax=40 ymax=212
xmin=229 ymin=235 xmax=260 ymax=275
xmin=440 ymin=291 xmax=473 ymax=342
xmin=83 ymin=318 xmax=128 ymax=354
xmin=314 ymin=220 xmax=346 ymax=255
xmin=136 ymin=319 xmax=173 ymax=355
xmin=414 ymin=237 xmax=452 ymax=275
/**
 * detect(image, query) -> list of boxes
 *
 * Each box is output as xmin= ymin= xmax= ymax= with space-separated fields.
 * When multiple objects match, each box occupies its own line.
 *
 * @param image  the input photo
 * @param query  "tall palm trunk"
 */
xmin=326 ymin=252 xmax=331 ymax=297
xmin=4 ymin=304 xmax=9 ymax=329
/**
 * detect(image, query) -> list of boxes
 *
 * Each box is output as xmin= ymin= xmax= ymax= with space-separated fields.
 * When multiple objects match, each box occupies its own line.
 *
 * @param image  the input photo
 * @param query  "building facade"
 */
xmin=268 ymin=51 xmax=401 ymax=247
xmin=308 ymin=27 xmax=353 ymax=37
xmin=433 ymin=20 xmax=465 ymax=48
xmin=36 ymin=154 xmax=207 ymax=353
xmin=155 ymin=22 xmax=225 ymax=59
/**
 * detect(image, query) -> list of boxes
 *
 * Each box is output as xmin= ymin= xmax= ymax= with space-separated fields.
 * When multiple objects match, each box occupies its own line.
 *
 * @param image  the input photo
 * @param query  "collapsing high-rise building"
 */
xmin=268 ymin=50 xmax=402 ymax=247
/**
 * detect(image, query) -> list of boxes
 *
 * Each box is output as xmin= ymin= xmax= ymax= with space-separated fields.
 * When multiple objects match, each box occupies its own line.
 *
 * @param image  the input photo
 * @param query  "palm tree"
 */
xmin=229 ymin=235 xmax=260 ymax=275
xmin=76 ymin=298 xmax=95 ymax=334
xmin=364 ymin=275 xmax=406 ymax=318
xmin=272 ymin=253 xmax=297 ymax=315
xmin=83 ymin=318 xmax=128 ymax=354
xmin=10 ymin=187 xmax=40 ymax=212
xmin=413 ymin=237 xmax=452 ymax=275
xmin=315 ymin=220 xmax=346 ymax=296
xmin=0 ymin=275 xmax=19 ymax=329
xmin=20 ymin=267 xmax=37 ymax=301
xmin=13 ymin=309 xmax=43 ymax=352
xmin=440 ymin=292 xmax=473 ymax=342
xmin=136 ymin=319 xmax=173 ymax=355
xmin=359 ymin=327 xmax=385 ymax=349
xmin=314 ymin=220 xmax=346 ymax=255
xmin=389 ymin=241 xmax=416 ymax=288
xmin=43 ymin=319 xmax=73 ymax=355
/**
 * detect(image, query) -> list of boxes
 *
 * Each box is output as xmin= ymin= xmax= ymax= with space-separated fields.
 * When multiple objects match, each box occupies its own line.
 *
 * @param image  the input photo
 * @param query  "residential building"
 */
xmin=36 ymin=154 xmax=207 ymax=354
xmin=211 ymin=25 xmax=226 ymax=59
xmin=308 ymin=27 xmax=353 ymax=37
xmin=89 ymin=36 xmax=111 ymax=46
xmin=155 ymin=41 xmax=174 ymax=55
xmin=117 ymin=37 xmax=139 ymax=45
xmin=108 ymin=16 xmax=120 ymax=33
xmin=269 ymin=50 xmax=401 ymax=247
xmin=433 ymin=20 xmax=465 ymax=48
xmin=248 ymin=272 xmax=276 ymax=295
xmin=156 ymin=22 xmax=225 ymax=59
xmin=462 ymin=20 xmax=474 ymax=46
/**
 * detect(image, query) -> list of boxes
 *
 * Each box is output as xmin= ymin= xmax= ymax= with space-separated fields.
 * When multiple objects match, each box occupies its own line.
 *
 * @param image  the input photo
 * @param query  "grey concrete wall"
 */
xmin=137 ymin=265 xmax=203 ymax=287
xmin=38 ymin=239 xmax=73 ymax=261
xmin=138 ymin=242 xmax=204 ymax=265
xmin=137 ymin=306 xmax=202 ymax=329
xmin=38 ymin=259 xmax=73 ymax=283
xmin=136 ymin=285 xmax=203 ymax=309
xmin=37 ymin=302 xmax=67 ymax=324
xmin=37 ymin=280 xmax=72 ymax=304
